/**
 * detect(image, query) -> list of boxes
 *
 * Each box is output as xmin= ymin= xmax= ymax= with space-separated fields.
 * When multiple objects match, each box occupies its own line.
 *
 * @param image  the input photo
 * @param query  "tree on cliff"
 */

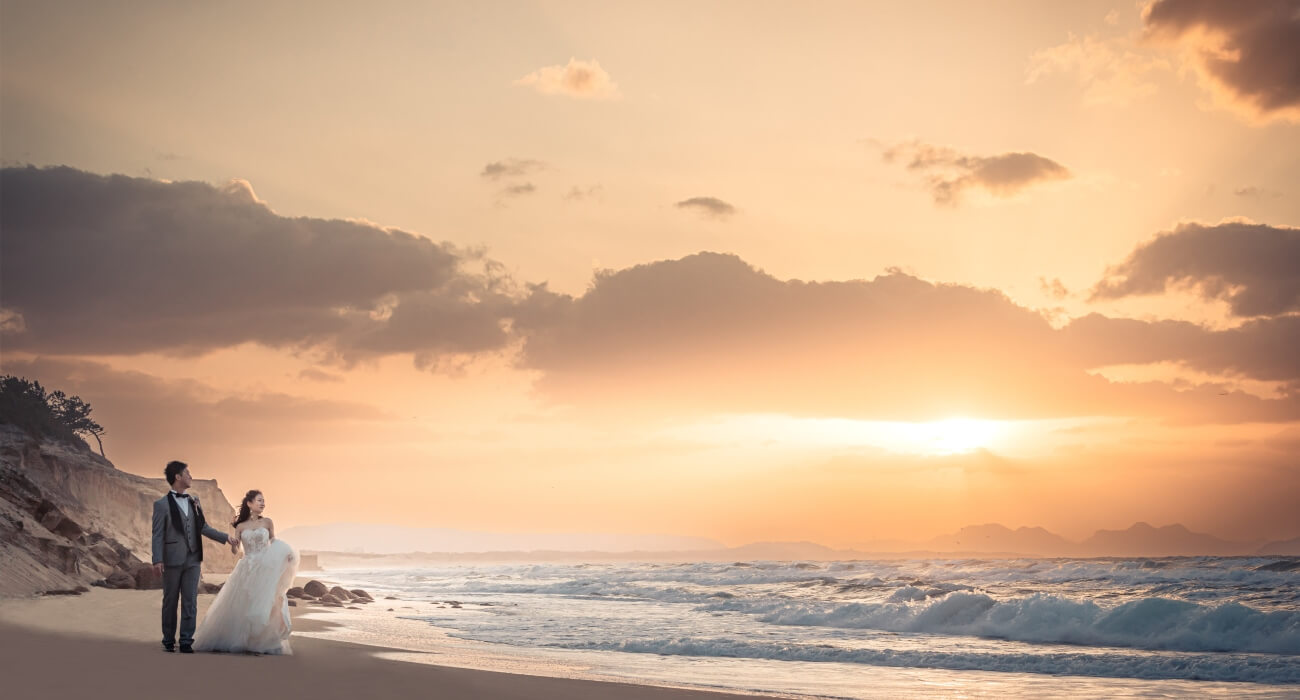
xmin=50 ymin=390 xmax=107 ymax=456
xmin=0 ymin=375 xmax=107 ymax=456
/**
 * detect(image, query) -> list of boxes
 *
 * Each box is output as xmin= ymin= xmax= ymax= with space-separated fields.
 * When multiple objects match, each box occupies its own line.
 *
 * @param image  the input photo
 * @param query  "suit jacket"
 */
xmin=151 ymin=492 xmax=229 ymax=567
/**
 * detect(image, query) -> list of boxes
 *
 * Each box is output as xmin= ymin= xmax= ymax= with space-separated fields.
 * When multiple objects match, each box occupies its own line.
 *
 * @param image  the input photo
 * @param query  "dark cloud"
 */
xmin=675 ymin=197 xmax=737 ymax=219
xmin=4 ymin=166 xmax=1292 ymax=424
xmin=881 ymin=141 xmax=1071 ymax=205
xmin=338 ymin=287 xmax=514 ymax=368
xmin=1091 ymin=221 xmax=1300 ymax=317
xmin=479 ymin=159 xmax=547 ymax=180
xmin=0 ymin=166 xmax=519 ymax=360
xmin=1061 ymin=313 xmax=1300 ymax=382
xmin=1143 ymin=0 xmax=1300 ymax=122
xmin=502 ymin=182 xmax=537 ymax=197
xmin=514 ymin=252 xmax=1299 ymax=424
xmin=479 ymin=159 xmax=544 ymax=201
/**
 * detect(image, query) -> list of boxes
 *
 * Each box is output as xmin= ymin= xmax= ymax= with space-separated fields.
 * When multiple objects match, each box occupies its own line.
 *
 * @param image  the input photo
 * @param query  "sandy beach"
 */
xmin=0 ymin=586 xmax=764 ymax=700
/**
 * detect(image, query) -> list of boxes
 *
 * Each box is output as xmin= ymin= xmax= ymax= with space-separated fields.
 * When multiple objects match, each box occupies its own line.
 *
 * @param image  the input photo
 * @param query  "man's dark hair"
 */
xmin=165 ymin=460 xmax=188 ymax=485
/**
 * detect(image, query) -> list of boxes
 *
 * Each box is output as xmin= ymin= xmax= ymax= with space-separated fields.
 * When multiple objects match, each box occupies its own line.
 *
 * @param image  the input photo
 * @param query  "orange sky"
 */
xmin=2 ymin=0 xmax=1297 ymax=546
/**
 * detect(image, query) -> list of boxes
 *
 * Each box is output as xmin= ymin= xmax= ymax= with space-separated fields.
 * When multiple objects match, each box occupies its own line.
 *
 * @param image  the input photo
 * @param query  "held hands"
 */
xmin=229 ymin=534 xmax=240 ymax=555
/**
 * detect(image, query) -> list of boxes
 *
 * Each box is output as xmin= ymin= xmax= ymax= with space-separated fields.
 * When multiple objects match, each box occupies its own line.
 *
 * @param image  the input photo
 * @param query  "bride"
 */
xmin=193 ymin=489 xmax=299 ymax=654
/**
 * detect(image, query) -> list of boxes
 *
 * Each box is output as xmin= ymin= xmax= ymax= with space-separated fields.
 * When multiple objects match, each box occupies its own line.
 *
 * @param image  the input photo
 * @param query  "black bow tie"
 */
xmin=173 ymin=493 xmax=190 ymax=499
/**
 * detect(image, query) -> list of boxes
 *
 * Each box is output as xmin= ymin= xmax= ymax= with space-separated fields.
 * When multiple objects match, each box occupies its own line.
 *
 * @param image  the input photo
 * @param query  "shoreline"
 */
xmin=293 ymin=567 xmax=1300 ymax=699
xmin=4 ymin=572 xmax=1293 ymax=700
xmin=0 ymin=585 xmax=769 ymax=700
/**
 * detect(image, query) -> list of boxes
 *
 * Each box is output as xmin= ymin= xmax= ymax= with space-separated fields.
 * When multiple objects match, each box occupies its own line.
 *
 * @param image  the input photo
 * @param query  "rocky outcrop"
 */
xmin=0 ymin=425 xmax=238 ymax=597
xmin=291 ymin=579 xmax=373 ymax=607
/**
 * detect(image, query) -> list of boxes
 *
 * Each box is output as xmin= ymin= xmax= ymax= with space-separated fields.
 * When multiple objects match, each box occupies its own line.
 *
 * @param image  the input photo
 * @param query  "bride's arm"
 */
xmin=266 ymin=518 xmax=276 ymax=542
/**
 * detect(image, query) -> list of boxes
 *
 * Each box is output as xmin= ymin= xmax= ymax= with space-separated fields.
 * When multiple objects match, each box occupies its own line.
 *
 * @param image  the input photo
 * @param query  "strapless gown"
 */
xmin=192 ymin=526 xmax=298 ymax=654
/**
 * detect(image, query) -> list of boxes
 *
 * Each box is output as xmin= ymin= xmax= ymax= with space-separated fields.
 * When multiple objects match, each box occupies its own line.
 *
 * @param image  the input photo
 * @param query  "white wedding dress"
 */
xmin=193 ymin=525 xmax=299 ymax=654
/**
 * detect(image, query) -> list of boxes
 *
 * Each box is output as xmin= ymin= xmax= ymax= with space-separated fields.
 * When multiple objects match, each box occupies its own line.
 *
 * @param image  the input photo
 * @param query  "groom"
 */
xmin=151 ymin=460 xmax=237 ymax=653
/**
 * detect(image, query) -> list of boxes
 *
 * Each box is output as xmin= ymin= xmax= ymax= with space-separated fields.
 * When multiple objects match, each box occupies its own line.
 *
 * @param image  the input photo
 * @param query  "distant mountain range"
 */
xmin=1258 ymin=536 xmax=1300 ymax=556
xmin=285 ymin=520 xmax=1300 ymax=562
xmin=865 ymin=521 xmax=1298 ymax=558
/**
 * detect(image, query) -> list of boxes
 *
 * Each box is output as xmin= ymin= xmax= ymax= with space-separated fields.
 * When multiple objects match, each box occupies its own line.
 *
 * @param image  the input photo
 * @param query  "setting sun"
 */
xmin=913 ymin=417 xmax=1002 ymax=454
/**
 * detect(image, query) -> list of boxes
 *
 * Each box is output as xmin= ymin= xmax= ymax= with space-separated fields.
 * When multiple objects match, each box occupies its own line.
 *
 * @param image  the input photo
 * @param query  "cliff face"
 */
xmin=0 ymin=425 xmax=238 ymax=597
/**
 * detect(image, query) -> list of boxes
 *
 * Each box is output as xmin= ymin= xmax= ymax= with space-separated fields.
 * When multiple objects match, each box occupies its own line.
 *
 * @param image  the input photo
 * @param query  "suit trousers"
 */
xmin=161 ymin=550 xmax=202 ymax=647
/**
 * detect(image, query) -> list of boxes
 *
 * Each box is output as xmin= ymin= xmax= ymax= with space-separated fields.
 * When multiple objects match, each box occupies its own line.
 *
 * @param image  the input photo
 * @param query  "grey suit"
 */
xmin=151 ymin=492 xmax=229 ymax=648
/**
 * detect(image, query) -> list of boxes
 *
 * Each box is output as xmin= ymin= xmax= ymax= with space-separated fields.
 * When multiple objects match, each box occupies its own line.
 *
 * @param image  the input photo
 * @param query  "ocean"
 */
xmin=299 ymin=556 xmax=1300 ymax=698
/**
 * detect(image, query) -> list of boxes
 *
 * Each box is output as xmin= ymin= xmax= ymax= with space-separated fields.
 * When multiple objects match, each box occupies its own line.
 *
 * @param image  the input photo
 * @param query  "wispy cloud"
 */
xmin=514 ymin=58 xmax=621 ymax=100
xmin=1040 ymin=277 xmax=1070 ymax=300
xmin=1234 ymin=186 xmax=1283 ymax=199
xmin=564 ymin=185 xmax=604 ymax=202
xmin=299 ymin=368 xmax=343 ymax=383
xmin=502 ymin=182 xmax=536 ymax=197
xmin=480 ymin=158 xmax=547 ymax=181
xmin=480 ymin=159 xmax=545 ymax=202
xmin=1026 ymin=33 xmax=1169 ymax=106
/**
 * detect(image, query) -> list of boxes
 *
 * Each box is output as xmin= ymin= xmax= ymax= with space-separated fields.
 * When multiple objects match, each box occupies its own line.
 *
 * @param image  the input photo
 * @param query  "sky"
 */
xmin=2 ymin=0 xmax=1298 ymax=547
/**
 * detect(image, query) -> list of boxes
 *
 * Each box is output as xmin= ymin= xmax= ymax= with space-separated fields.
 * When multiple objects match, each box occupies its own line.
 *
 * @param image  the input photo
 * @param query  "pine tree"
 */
xmin=0 ymin=375 xmax=105 ymax=455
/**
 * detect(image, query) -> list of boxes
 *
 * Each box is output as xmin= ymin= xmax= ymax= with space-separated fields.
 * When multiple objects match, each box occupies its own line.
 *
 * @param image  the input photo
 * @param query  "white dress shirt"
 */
xmin=170 ymin=490 xmax=191 ymax=518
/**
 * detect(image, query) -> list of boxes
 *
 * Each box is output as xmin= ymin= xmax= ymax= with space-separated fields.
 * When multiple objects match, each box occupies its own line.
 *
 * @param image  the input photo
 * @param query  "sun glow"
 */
xmin=668 ymin=414 xmax=1017 ymax=456
xmin=916 ymin=418 xmax=1002 ymax=454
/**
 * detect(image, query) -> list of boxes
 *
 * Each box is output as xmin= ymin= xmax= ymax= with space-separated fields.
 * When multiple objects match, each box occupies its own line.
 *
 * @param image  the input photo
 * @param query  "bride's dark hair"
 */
xmin=232 ymin=489 xmax=262 ymax=528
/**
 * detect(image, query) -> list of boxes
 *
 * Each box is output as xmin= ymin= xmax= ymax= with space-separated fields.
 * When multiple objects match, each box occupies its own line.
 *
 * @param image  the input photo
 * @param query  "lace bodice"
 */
xmin=240 ymin=526 xmax=270 ymax=555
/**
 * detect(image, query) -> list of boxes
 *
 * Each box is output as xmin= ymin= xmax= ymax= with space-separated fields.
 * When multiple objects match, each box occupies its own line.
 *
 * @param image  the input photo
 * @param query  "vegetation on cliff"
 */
xmin=0 ymin=375 xmax=106 ymax=456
